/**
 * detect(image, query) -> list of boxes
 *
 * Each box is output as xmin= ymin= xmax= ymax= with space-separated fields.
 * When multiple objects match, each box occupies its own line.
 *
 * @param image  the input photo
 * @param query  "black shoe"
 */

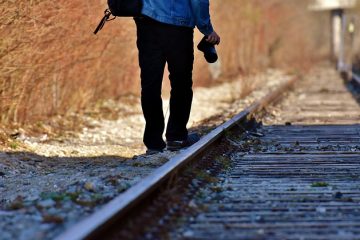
xmin=146 ymin=148 xmax=163 ymax=155
xmin=166 ymin=133 xmax=201 ymax=151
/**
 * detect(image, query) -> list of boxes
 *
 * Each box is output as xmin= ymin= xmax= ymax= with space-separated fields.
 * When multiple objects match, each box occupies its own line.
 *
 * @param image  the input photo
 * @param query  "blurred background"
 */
xmin=0 ymin=0 xmax=359 ymax=126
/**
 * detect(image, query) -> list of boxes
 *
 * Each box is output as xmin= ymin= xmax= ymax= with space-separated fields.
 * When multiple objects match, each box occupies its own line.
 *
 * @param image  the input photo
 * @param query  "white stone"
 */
xmin=316 ymin=206 xmax=327 ymax=213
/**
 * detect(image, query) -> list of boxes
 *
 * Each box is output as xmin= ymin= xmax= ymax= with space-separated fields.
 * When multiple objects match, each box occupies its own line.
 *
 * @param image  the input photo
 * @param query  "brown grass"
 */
xmin=1 ymin=0 xmax=330 ymax=126
xmin=1 ymin=0 xmax=138 ymax=124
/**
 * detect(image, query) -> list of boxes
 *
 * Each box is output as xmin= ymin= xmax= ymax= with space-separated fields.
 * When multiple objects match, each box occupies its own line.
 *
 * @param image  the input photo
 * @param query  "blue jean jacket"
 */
xmin=141 ymin=0 xmax=214 ymax=35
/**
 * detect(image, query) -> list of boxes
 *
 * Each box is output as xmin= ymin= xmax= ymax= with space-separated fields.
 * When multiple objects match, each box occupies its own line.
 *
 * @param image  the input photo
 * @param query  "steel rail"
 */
xmin=55 ymin=76 xmax=298 ymax=240
xmin=353 ymin=71 xmax=360 ymax=85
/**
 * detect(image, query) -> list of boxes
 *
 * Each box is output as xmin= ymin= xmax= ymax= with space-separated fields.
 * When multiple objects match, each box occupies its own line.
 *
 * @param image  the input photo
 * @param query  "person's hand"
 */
xmin=206 ymin=31 xmax=220 ymax=45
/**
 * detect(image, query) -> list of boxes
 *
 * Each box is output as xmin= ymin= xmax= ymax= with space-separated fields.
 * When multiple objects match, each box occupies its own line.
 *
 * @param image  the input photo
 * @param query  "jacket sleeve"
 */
xmin=190 ymin=0 xmax=214 ymax=36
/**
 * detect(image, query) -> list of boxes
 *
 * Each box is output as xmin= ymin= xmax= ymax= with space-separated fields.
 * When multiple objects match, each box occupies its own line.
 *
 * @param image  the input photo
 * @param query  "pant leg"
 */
xmin=135 ymin=18 xmax=167 ymax=150
xmin=164 ymin=27 xmax=194 ymax=141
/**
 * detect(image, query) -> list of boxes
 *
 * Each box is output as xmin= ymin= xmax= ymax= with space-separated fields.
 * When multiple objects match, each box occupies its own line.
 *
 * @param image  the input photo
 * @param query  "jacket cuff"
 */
xmin=198 ymin=23 xmax=214 ymax=36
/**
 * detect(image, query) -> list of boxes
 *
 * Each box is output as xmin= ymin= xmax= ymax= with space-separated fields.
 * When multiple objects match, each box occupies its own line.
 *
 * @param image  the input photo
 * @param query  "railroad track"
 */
xmin=56 ymin=67 xmax=360 ymax=240
xmin=164 ymin=68 xmax=360 ymax=239
xmin=54 ymin=75 xmax=297 ymax=240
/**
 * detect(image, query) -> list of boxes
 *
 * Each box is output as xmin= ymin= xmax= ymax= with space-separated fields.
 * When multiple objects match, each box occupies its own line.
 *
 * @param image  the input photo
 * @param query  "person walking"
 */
xmin=135 ymin=0 xmax=220 ymax=154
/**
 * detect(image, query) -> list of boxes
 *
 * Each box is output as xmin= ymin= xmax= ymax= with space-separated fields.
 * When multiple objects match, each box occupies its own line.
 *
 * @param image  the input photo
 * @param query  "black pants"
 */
xmin=135 ymin=17 xmax=194 ymax=150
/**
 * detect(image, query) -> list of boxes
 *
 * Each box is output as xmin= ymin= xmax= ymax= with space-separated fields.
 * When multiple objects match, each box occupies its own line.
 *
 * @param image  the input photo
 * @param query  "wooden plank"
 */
xmin=240 ymin=153 xmax=360 ymax=159
xmin=189 ymin=222 xmax=360 ymax=229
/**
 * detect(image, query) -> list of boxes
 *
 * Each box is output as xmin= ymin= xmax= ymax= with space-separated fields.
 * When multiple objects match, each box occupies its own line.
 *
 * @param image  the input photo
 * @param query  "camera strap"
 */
xmin=94 ymin=9 xmax=116 ymax=35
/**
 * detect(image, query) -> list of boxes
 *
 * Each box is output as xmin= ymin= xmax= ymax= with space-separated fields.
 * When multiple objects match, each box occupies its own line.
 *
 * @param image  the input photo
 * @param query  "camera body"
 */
xmin=197 ymin=36 xmax=218 ymax=63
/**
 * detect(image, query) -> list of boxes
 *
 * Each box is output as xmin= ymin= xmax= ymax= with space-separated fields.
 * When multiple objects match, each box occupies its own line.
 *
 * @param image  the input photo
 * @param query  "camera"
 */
xmin=197 ymin=36 xmax=218 ymax=63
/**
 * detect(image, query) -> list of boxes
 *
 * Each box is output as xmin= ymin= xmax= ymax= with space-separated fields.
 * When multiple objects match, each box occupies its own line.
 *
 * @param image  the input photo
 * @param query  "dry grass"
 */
xmin=215 ymin=0 xmax=330 ymax=74
xmin=1 ymin=0 xmax=330 ymax=127
xmin=0 ymin=0 xmax=138 ymax=125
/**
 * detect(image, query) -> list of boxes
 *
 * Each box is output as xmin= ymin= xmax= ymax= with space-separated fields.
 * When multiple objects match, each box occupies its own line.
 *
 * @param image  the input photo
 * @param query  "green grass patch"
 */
xmin=311 ymin=182 xmax=329 ymax=187
xmin=9 ymin=141 xmax=19 ymax=149
xmin=40 ymin=191 xmax=80 ymax=202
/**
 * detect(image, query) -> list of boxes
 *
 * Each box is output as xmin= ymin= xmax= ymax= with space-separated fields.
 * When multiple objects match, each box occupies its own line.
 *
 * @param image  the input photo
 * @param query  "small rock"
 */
xmin=158 ymin=219 xmax=165 ymax=225
xmin=10 ymin=130 xmax=25 ymax=139
xmin=74 ymin=194 xmax=97 ymax=207
xmin=145 ymin=233 xmax=153 ymax=239
xmin=117 ymin=182 xmax=130 ymax=193
xmin=316 ymin=206 xmax=327 ymax=213
xmin=334 ymin=192 xmax=343 ymax=199
xmin=0 ymin=210 xmax=14 ymax=216
xmin=39 ymin=134 xmax=48 ymax=142
xmin=191 ymin=179 xmax=200 ymax=187
xmin=37 ymin=199 xmax=56 ymax=209
xmin=8 ymin=196 xmax=24 ymax=210
xmin=188 ymin=200 xmax=198 ymax=209
xmin=84 ymin=182 xmax=96 ymax=192
xmin=183 ymin=230 xmax=194 ymax=238
xmin=42 ymin=214 xmax=64 ymax=224
xmin=255 ymin=215 xmax=265 ymax=222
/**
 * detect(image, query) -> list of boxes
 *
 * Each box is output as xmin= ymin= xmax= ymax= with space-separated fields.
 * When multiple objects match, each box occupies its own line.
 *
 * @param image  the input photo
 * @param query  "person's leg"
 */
xmin=135 ymin=18 xmax=167 ymax=150
xmin=164 ymin=26 xmax=194 ymax=141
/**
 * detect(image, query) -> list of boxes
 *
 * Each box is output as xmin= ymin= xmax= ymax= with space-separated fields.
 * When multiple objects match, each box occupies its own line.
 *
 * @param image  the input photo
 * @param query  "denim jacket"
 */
xmin=141 ymin=0 xmax=214 ymax=35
